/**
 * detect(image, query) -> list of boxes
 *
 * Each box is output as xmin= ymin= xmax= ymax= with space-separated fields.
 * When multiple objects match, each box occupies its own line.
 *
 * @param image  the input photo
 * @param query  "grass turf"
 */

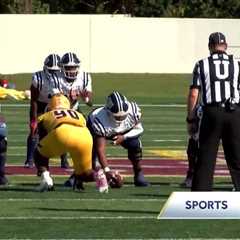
xmin=0 ymin=73 xmax=237 ymax=239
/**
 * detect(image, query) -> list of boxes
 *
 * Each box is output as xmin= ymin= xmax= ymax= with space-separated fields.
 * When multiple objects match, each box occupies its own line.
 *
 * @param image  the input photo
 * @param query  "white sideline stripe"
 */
xmin=0 ymin=198 xmax=164 ymax=202
xmin=0 ymin=216 xmax=156 ymax=220
xmin=111 ymin=165 xmax=187 ymax=169
xmin=0 ymin=103 xmax=186 ymax=108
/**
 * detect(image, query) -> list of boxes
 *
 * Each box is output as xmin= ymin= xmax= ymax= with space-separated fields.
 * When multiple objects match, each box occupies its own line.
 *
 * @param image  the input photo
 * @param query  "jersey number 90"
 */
xmin=53 ymin=110 xmax=79 ymax=119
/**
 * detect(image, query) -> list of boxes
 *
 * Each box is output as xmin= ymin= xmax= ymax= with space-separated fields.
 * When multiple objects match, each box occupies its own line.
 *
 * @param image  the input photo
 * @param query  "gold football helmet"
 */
xmin=48 ymin=94 xmax=70 ymax=110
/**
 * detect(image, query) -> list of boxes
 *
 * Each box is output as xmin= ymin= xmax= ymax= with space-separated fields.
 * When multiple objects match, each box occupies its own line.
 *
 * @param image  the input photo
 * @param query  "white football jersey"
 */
xmin=60 ymin=70 xmax=92 ymax=97
xmin=32 ymin=71 xmax=63 ymax=103
xmin=88 ymin=102 xmax=143 ymax=139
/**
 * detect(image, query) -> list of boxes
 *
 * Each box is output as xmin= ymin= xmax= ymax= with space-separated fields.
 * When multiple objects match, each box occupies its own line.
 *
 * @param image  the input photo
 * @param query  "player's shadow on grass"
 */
xmin=0 ymin=183 xmax=70 ymax=192
xmin=37 ymin=207 xmax=159 ymax=214
xmin=124 ymin=181 xmax=180 ymax=186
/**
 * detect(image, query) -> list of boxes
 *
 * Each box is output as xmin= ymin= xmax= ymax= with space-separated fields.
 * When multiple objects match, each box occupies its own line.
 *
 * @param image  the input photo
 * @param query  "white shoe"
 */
xmin=37 ymin=171 xmax=54 ymax=192
xmin=95 ymin=169 xmax=108 ymax=193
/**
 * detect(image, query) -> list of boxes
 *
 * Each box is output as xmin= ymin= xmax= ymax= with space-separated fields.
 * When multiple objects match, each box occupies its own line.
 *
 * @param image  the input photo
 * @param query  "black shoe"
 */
xmin=180 ymin=177 xmax=192 ymax=188
xmin=134 ymin=172 xmax=149 ymax=187
xmin=64 ymin=175 xmax=75 ymax=187
xmin=73 ymin=177 xmax=84 ymax=191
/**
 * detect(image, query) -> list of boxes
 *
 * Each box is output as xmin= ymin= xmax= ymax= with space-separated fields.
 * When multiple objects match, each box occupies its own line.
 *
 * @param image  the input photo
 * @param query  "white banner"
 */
xmin=158 ymin=192 xmax=240 ymax=219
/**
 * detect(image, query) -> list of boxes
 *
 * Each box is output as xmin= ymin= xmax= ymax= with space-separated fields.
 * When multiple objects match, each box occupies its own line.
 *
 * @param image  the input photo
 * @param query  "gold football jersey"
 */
xmin=38 ymin=108 xmax=86 ymax=132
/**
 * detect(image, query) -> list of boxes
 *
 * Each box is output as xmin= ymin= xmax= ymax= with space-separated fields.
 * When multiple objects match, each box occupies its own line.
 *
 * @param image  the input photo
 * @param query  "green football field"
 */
xmin=0 ymin=73 xmax=238 ymax=239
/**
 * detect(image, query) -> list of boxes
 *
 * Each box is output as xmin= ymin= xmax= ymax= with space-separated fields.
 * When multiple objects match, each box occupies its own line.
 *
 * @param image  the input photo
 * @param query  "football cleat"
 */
xmin=36 ymin=171 xmax=54 ymax=192
xmin=24 ymin=160 xmax=34 ymax=168
xmin=180 ymin=177 xmax=193 ymax=188
xmin=73 ymin=177 xmax=85 ymax=191
xmin=134 ymin=171 xmax=149 ymax=187
xmin=95 ymin=169 xmax=109 ymax=193
xmin=64 ymin=174 xmax=75 ymax=188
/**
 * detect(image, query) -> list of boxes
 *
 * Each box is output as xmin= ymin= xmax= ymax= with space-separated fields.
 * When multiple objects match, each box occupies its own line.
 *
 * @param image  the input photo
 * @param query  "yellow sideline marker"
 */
xmin=146 ymin=150 xmax=186 ymax=159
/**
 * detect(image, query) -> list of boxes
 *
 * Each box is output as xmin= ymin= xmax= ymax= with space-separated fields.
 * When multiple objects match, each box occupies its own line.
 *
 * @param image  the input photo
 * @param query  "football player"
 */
xmin=34 ymin=94 xmax=108 ymax=193
xmin=0 ymin=114 xmax=8 ymax=185
xmin=60 ymin=52 xmax=93 ymax=109
xmin=181 ymin=105 xmax=202 ymax=188
xmin=87 ymin=91 xmax=149 ymax=187
xmin=59 ymin=52 xmax=94 ymax=187
xmin=24 ymin=54 xmax=69 ymax=169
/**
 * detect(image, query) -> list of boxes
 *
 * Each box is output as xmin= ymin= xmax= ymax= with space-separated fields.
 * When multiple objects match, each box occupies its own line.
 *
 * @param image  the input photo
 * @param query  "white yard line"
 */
xmin=0 ymin=216 xmax=156 ymax=220
xmin=0 ymin=198 xmax=165 ymax=202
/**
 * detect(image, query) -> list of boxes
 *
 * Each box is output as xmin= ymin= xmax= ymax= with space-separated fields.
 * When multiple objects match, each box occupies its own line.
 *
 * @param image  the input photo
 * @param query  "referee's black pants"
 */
xmin=192 ymin=105 xmax=240 ymax=191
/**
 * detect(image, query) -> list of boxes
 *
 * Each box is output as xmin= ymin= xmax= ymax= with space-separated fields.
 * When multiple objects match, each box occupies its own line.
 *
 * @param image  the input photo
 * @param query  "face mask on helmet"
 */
xmin=105 ymin=91 xmax=129 ymax=123
xmin=44 ymin=54 xmax=61 ymax=76
xmin=48 ymin=94 xmax=70 ymax=111
xmin=61 ymin=52 xmax=80 ymax=82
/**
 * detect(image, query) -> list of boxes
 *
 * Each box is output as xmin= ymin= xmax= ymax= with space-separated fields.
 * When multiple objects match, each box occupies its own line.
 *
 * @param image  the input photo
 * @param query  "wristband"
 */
xmin=30 ymin=119 xmax=37 ymax=126
xmin=104 ymin=167 xmax=111 ymax=173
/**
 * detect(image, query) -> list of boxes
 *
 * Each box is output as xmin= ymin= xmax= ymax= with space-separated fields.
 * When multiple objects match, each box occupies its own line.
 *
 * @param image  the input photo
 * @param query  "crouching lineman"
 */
xmin=0 ymin=115 xmax=7 ymax=185
xmin=34 ymin=94 xmax=108 ymax=192
xmin=181 ymin=105 xmax=202 ymax=188
xmin=88 ymin=91 xmax=149 ymax=187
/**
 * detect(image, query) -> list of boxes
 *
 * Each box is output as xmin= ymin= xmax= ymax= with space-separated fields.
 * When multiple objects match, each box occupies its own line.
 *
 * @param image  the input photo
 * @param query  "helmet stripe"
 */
xmin=53 ymin=54 xmax=57 ymax=67
xmin=114 ymin=91 xmax=123 ymax=112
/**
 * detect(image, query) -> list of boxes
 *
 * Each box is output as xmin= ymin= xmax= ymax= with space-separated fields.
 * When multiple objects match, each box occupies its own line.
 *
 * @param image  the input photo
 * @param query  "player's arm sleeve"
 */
xmin=31 ymin=73 xmax=38 ymax=89
xmin=129 ymin=102 xmax=142 ymax=123
xmin=123 ymin=122 xmax=144 ymax=140
xmin=88 ymin=116 xmax=106 ymax=137
xmin=83 ymin=72 xmax=92 ymax=92
xmin=82 ymin=72 xmax=93 ymax=106
xmin=123 ymin=103 xmax=143 ymax=139
xmin=30 ymin=84 xmax=40 ymax=122
xmin=190 ymin=62 xmax=201 ymax=89
xmin=95 ymin=136 xmax=108 ymax=169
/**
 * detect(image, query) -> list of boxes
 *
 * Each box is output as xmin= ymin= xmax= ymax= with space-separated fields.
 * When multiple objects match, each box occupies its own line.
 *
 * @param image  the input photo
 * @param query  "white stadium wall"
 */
xmin=0 ymin=14 xmax=240 ymax=74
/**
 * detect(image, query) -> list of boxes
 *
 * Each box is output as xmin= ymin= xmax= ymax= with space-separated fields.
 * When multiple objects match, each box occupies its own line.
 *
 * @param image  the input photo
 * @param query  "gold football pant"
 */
xmin=38 ymin=124 xmax=93 ymax=175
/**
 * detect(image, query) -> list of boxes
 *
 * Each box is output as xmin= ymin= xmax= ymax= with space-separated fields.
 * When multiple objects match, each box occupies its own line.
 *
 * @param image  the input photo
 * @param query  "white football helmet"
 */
xmin=105 ymin=91 xmax=129 ymax=122
xmin=61 ymin=52 xmax=80 ymax=82
xmin=43 ymin=54 xmax=61 ymax=76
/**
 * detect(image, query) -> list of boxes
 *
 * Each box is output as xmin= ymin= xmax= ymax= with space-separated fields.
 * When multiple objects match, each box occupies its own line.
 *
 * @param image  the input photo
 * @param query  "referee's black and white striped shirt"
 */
xmin=190 ymin=52 xmax=240 ymax=105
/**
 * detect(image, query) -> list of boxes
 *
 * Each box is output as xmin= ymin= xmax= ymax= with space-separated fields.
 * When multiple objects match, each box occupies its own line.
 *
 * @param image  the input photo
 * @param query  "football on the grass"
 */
xmin=109 ymin=171 xmax=123 ymax=188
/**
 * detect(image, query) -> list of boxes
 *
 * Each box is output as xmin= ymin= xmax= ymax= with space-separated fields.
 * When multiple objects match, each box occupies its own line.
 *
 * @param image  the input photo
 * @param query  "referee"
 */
xmin=186 ymin=32 xmax=240 ymax=191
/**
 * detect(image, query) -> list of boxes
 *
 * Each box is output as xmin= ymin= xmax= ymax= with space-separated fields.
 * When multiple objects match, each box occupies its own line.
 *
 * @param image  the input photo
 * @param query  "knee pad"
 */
xmin=128 ymin=147 xmax=142 ymax=162
xmin=0 ymin=137 xmax=7 ymax=154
